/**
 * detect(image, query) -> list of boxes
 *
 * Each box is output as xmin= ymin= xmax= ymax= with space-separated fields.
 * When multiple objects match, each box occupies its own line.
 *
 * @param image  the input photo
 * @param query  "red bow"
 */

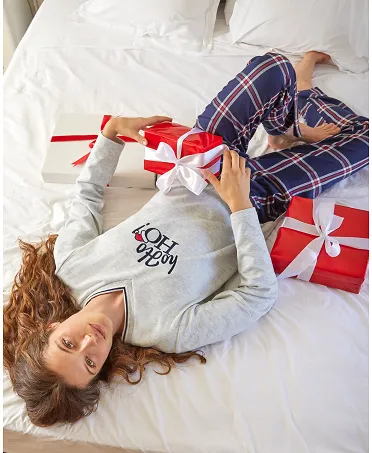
xmin=51 ymin=115 xmax=136 ymax=166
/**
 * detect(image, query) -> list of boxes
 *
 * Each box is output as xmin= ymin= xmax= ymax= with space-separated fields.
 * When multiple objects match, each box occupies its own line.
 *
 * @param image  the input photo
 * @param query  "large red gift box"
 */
xmin=270 ymin=196 xmax=369 ymax=293
xmin=144 ymin=122 xmax=225 ymax=195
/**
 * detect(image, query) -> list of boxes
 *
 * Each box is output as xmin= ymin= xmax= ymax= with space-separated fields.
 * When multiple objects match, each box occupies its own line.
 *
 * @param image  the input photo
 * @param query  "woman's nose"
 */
xmin=80 ymin=334 xmax=97 ymax=350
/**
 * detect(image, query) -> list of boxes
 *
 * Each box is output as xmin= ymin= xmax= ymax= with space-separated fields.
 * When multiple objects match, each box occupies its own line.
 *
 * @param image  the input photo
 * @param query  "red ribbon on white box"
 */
xmin=144 ymin=127 xmax=226 ymax=195
xmin=50 ymin=115 xmax=136 ymax=166
xmin=277 ymin=199 xmax=369 ymax=281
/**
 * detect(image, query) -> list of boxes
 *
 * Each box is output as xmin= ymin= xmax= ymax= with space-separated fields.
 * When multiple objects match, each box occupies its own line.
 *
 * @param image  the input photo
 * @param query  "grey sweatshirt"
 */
xmin=54 ymin=133 xmax=278 ymax=353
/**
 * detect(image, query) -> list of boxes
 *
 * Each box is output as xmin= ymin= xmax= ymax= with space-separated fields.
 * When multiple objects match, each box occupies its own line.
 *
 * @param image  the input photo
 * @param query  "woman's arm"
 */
xmin=176 ymin=207 xmax=278 ymax=352
xmin=54 ymin=115 xmax=172 ymax=271
xmin=176 ymin=150 xmax=278 ymax=352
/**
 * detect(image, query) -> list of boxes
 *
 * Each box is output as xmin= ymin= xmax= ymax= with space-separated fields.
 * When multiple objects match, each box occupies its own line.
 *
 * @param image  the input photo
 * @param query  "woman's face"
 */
xmin=45 ymin=311 xmax=114 ymax=388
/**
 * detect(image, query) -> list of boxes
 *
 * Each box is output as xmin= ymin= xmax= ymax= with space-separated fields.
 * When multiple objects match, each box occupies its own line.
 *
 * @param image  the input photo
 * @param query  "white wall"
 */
xmin=3 ymin=10 xmax=15 ymax=70
xmin=3 ymin=0 xmax=33 ymax=70
xmin=349 ymin=0 xmax=369 ymax=58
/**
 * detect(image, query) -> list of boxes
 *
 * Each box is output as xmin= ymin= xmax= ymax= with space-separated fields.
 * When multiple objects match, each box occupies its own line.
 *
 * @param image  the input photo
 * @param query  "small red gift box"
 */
xmin=270 ymin=196 xmax=369 ymax=293
xmin=144 ymin=122 xmax=225 ymax=195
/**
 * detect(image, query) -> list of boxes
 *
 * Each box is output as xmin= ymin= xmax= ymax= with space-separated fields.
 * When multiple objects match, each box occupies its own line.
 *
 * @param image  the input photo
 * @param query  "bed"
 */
xmin=3 ymin=1 xmax=369 ymax=452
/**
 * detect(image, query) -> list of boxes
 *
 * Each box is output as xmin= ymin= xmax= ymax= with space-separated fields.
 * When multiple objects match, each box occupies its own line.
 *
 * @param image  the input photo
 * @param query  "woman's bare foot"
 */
xmin=299 ymin=122 xmax=341 ymax=143
xmin=267 ymin=131 xmax=302 ymax=150
xmin=295 ymin=51 xmax=333 ymax=91
xmin=268 ymin=122 xmax=341 ymax=150
xmin=267 ymin=51 xmax=340 ymax=151
xmin=305 ymin=51 xmax=332 ymax=64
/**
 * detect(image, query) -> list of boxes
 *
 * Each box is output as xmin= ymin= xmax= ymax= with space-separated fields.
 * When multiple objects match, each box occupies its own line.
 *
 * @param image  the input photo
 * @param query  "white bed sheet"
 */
xmin=3 ymin=1 xmax=369 ymax=452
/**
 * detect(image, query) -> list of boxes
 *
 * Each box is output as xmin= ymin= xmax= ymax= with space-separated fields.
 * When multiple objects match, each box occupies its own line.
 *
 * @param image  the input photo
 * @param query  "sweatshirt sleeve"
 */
xmin=54 ymin=133 xmax=125 ymax=271
xmin=175 ymin=208 xmax=278 ymax=353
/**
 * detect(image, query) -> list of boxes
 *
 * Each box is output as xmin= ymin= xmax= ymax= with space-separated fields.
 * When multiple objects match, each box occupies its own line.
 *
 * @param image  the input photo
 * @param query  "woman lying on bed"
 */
xmin=4 ymin=51 xmax=369 ymax=427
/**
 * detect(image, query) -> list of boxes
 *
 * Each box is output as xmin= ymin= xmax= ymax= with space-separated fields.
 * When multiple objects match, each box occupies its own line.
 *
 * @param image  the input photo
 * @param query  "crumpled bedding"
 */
xmin=3 ymin=1 xmax=369 ymax=452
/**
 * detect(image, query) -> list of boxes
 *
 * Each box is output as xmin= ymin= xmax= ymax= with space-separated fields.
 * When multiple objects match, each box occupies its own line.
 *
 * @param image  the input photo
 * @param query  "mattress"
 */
xmin=3 ymin=1 xmax=369 ymax=452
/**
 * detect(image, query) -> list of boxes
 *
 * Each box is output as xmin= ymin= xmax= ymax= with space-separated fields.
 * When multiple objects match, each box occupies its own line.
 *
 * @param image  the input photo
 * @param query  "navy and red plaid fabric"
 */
xmin=195 ymin=53 xmax=369 ymax=223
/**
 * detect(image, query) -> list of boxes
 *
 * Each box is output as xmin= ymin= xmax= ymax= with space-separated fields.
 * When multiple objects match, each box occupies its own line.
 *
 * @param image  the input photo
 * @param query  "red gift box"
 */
xmin=270 ymin=196 xmax=369 ymax=293
xmin=144 ymin=122 xmax=225 ymax=195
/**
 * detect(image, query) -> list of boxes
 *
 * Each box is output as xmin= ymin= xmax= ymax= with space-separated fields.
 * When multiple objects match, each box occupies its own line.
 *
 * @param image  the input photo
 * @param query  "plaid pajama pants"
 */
xmin=195 ymin=52 xmax=369 ymax=223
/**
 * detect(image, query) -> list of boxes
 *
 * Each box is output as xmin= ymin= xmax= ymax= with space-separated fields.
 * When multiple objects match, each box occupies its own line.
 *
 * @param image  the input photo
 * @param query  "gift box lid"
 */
xmin=286 ymin=197 xmax=369 ymax=239
xmin=144 ymin=122 xmax=223 ymax=154
xmin=42 ymin=114 xmax=157 ymax=189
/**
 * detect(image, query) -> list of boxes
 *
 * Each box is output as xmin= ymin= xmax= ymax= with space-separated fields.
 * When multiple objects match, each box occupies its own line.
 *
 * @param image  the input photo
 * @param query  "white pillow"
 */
xmin=71 ymin=0 xmax=221 ymax=53
xmin=224 ymin=0 xmax=236 ymax=25
xmin=229 ymin=0 xmax=368 ymax=74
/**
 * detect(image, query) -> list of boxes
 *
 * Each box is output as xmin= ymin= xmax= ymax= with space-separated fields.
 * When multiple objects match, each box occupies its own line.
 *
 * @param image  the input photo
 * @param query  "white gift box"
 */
xmin=42 ymin=114 xmax=157 ymax=189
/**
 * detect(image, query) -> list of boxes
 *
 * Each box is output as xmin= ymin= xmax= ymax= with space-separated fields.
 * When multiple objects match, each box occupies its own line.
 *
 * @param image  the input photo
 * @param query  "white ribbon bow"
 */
xmin=144 ymin=127 xmax=225 ymax=195
xmin=278 ymin=199 xmax=369 ymax=281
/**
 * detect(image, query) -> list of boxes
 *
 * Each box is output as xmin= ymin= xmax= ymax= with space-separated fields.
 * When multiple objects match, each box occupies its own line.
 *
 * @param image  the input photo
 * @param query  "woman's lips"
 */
xmin=91 ymin=324 xmax=106 ymax=340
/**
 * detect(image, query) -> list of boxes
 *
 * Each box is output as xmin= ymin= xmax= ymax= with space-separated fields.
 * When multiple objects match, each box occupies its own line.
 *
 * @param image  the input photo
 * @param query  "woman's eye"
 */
xmin=86 ymin=357 xmax=95 ymax=368
xmin=62 ymin=339 xmax=74 ymax=349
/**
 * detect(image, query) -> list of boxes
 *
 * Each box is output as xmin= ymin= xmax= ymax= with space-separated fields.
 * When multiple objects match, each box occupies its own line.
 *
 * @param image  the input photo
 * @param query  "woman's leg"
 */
xmin=195 ymin=52 xmax=345 ymax=220
xmin=247 ymin=53 xmax=369 ymax=223
xmin=195 ymin=52 xmax=302 ymax=155
xmin=195 ymin=51 xmax=340 ymax=155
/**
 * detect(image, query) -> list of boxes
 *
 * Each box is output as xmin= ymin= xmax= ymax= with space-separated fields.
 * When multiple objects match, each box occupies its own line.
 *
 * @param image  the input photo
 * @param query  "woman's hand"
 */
xmin=102 ymin=115 xmax=173 ymax=145
xmin=201 ymin=149 xmax=253 ymax=213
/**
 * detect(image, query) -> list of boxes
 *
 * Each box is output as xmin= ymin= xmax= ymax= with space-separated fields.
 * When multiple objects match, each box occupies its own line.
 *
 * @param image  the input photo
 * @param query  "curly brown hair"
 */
xmin=4 ymin=234 xmax=206 ymax=427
